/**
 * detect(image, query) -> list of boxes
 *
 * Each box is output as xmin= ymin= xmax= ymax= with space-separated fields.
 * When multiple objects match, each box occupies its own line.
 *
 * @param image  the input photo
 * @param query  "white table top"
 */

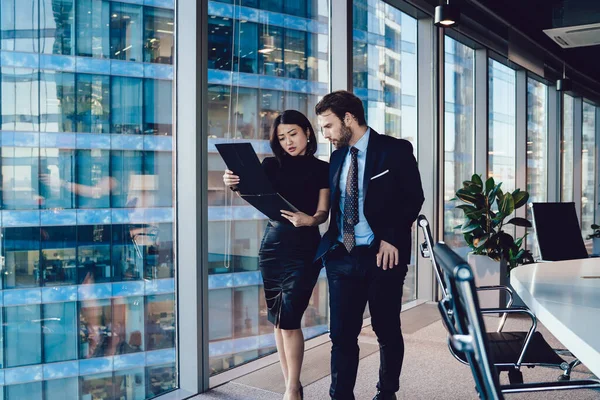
xmin=510 ymin=258 xmax=600 ymax=377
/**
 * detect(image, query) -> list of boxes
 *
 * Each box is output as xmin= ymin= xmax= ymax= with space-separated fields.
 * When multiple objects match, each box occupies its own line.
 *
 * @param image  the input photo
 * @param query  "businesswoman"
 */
xmin=224 ymin=110 xmax=329 ymax=400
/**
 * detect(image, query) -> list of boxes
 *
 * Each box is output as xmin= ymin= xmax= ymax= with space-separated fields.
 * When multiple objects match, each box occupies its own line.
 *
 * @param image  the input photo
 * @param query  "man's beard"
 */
xmin=334 ymin=122 xmax=353 ymax=149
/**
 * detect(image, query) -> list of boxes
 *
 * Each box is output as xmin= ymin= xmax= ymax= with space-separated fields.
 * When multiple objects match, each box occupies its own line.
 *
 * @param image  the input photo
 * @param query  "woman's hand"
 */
xmin=223 ymin=169 xmax=240 ymax=188
xmin=280 ymin=210 xmax=315 ymax=227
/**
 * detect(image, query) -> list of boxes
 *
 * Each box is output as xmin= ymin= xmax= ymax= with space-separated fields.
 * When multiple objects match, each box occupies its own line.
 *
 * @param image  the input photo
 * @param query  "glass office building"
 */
xmin=0 ymin=0 xmax=176 ymax=398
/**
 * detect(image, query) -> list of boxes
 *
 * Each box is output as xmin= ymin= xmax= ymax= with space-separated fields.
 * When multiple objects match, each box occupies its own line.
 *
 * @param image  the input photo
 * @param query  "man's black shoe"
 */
xmin=372 ymin=391 xmax=397 ymax=400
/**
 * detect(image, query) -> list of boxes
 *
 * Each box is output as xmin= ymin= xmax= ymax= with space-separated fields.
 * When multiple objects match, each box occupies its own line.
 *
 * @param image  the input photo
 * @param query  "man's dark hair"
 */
xmin=315 ymin=90 xmax=367 ymax=126
xmin=269 ymin=109 xmax=318 ymax=163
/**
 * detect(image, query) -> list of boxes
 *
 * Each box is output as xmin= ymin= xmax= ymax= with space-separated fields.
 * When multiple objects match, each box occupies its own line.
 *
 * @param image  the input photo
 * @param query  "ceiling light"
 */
xmin=434 ymin=1 xmax=459 ymax=28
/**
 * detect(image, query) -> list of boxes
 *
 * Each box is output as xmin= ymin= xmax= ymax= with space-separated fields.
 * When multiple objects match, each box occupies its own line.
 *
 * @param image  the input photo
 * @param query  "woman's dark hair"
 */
xmin=315 ymin=90 xmax=367 ymax=126
xmin=269 ymin=109 xmax=318 ymax=163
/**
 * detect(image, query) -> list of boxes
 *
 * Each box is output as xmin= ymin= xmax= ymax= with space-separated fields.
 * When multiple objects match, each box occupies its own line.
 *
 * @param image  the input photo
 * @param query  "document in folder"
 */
xmin=215 ymin=143 xmax=299 ymax=222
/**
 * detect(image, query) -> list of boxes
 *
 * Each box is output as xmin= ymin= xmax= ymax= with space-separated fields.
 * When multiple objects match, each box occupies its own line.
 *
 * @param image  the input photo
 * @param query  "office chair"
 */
xmin=418 ymin=215 xmax=580 ymax=383
xmin=529 ymin=202 xmax=588 ymax=261
xmin=433 ymin=241 xmax=600 ymax=399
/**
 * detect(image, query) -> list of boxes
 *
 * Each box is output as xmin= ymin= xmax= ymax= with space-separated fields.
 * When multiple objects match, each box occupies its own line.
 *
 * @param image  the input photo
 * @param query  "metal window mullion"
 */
xmin=474 ymin=49 xmax=488 ymax=179
xmin=329 ymin=0 xmax=352 ymax=92
xmin=596 ymin=106 xmax=600 ymax=226
xmin=573 ymin=96 xmax=583 ymax=223
xmin=416 ymin=17 xmax=435 ymax=302
xmin=176 ymin=0 xmax=207 ymax=394
xmin=515 ymin=69 xmax=527 ymax=238
xmin=547 ymin=87 xmax=559 ymax=202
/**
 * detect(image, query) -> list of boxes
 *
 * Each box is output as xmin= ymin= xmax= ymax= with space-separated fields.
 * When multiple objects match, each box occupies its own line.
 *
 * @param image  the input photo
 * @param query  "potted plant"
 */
xmin=586 ymin=224 xmax=600 ymax=255
xmin=454 ymin=174 xmax=534 ymax=308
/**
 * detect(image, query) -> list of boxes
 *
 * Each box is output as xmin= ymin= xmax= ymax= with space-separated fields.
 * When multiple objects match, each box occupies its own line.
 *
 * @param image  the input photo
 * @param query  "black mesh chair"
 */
xmin=418 ymin=215 xmax=579 ymax=383
xmin=433 ymin=242 xmax=600 ymax=399
xmin=529 ymin=202 xmax=588 ymax=261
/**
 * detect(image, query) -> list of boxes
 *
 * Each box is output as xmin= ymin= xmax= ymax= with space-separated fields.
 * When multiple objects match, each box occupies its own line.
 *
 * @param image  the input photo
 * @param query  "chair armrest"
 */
xmin=476 ymin=285 xmax=514 ymax=332
xmin=501 ymin=379 xmax=600 ymax=394
xmin=480 ymin=307 xmax=537 ymax=367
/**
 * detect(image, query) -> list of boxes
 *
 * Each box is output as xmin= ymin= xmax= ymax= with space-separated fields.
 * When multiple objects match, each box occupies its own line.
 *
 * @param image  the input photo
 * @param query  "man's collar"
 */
xmin=352 ymin=127 xmax=370 ymax=153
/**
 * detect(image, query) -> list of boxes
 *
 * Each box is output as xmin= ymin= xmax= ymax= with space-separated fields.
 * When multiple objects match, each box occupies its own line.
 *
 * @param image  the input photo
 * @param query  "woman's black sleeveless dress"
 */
xmin=259 ymin=155 xmax=329 ymax=329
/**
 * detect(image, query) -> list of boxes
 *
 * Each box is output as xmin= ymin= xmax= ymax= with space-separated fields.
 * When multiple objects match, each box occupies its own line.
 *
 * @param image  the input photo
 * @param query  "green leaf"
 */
xmin=499 ymin=192 xmax=515 ymax=216
xmin=514 ymin=234 xmax=528 ymax=249
xmin=456 ymin=189 xmax=479 ymax=204
xmin=453 ymin=224 xmax=463 ymax=230
xmin=461 ymin=220 xmax=481 ymax=234
xmin=485 ymin=177 xmax=495 ymax=196
xmin=592 ymin=224 xmax=600 ymax=230
xmin=505 ymin=217 xmax=532 ymax=228
xmin=472 ymin=174 xmax=483 ymax=188
xmin=513 ymin=191 xmax=529 ymax=209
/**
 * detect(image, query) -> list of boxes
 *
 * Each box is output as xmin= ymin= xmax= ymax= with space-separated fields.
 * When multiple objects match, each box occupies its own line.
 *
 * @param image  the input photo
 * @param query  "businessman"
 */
xmin=315 ymin=91 xmax=424 ymax=400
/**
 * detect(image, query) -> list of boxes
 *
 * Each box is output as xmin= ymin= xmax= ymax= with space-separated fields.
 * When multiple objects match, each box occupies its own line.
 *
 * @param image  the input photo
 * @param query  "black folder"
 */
xmin=216 ymin=143 xmax=299 ymax=222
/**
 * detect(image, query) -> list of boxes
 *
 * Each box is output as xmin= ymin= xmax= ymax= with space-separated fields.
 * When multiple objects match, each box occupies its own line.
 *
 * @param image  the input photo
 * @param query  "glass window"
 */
xmin=0 ymin=0 xmax=38 ymax=52
xmin=75 ymin=149 xmax=112 ymax=208
xmin=44 ymin=378 xmax=79 ymax=400
xmin=40 ymin=0 xmax=74 ymax=55
xmin=144 ymin=7 xmax=174 ymax=64
xmin=258 ymin=25 xmax=284 ymax=77
xmin=562 ymin=94 xmax=574 ymax=202
xmin=3 ymin=227 xmax=41 ymax=289
xmin=488 ymin=59 xmax=516 ymax=192
xmin=41 ymin=226 xmax=77 ymax=286
xmin=1 ymin=68 xmax=40 ymax=132
xmin=208 ymin=16 xmax=233 ymax=71
xmin=112 ymin=77 xmax=144 ymax=135
xmin=207 ymin=0 xmax=330 ymax=377
xmin=110 ymin=3 xmax=143 ymax=62
xmin=111 ymin=150 xmax=144 ymax=208
xmin=40 ymin=148 xmax=76 ymax=209
xmin=76 ymin=74 xmax=111 ymax=134
xmin=40 ymin=71 xmax=76 ymax=133
xmin=352 ymin=0 xmax=418 ymax=303
xmin=140 ymin=223 xmax=174 ymax=280
xmin=142 ymin=151 xmax=173 ymax=208
xmin=2 ymin=147 xmax=40 ymax=210
xmin=79 ymin=299 xmax=112 ymax=359
xmin=77 ymin=224 xmax=112 ymax=284
xmin=76 ymin=0 xmax=110 ymax=58
xmin=259 ymin=89 xmax=284 ymax=140
xmin=112 ymin=223 xmax=145 ymax=282
xmin=526 ymin=78 xmax=548 ymax=253
xmin=43 ymin=302 xmax=78 ymax=362
xmin=582 ymin=102 xmax=597 ymax=238
xmin=80 ymin=372 xmax=114 ymax=399
xmin=443 ymin=37 xmax=475 ymax=253
xmin=6 ymin=382 xmax=41 ymax=400
xmin=145 ymin=294 xmax=175 ymax=351
xmin=146 ymin=364 xmax=176 ymax=397
xmin=4 ymin=305 xmax=42 ymax=367
xmin=235 ymin=22 xmax=258 ymax=74
xmin=284 ymin=29 xmax=307 ymax=79
xmin=113 ymin=297 xmax=145 ymax=354
xmin=115 ymin=368 xmax=146 ymax=400
xmin=144 ymin=79 xmax=173 ymax=136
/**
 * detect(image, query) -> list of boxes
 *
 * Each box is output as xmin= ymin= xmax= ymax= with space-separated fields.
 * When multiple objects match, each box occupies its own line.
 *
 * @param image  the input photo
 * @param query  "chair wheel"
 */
xmin=558 ymin=374 xmax=570 ymax=381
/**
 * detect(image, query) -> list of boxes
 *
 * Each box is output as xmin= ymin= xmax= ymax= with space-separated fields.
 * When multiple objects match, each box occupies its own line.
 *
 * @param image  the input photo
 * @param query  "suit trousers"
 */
xmin=324 ymin=243 xmax=408 ymax=400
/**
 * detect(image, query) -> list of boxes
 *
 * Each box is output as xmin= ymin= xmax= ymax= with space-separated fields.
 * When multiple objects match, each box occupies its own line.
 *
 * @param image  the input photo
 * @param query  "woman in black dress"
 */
xmin=223 ymin=110 xmax=329 ymax=400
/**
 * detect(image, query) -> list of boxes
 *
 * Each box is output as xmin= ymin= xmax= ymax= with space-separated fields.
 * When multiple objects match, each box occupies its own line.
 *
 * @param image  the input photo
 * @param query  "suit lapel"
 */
xmin=363 ymin=129 xmax=379 ymax=198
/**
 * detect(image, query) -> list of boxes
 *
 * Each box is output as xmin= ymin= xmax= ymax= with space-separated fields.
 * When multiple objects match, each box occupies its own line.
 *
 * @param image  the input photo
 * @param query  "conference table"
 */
xmin=510 ymin=258 xmax=600 ymax=377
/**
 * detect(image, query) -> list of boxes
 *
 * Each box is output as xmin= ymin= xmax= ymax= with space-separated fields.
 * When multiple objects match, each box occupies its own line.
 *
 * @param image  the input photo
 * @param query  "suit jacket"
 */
xmin=316 ymin=129 xmax=425 ymax=264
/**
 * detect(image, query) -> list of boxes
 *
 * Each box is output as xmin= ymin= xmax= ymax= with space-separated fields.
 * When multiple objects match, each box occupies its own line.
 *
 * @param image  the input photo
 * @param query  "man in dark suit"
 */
xmin=315 ymin=91 xmax=424 ymax=400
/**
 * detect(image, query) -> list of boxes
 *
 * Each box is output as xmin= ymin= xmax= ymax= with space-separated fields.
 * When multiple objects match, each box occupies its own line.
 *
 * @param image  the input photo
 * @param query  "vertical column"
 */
xmin=417 ymin=18 xmax=436 ymax=301
xmin=573 ymin=96 xmax=583 ymax=222
xmin=330 ymin=0 xmax=353 ymax=91
xmin=547 ymin=87 xmax=559 ymax=202
xmin=515 ymin=70 xmax=527 ymax=238
xmin=596 ymin=107 xmax=600 ymax=226
xmin=474 ymin=49 xmax=488 ymax=178
xmin=177 ymin=0 xmax=209 ymax=394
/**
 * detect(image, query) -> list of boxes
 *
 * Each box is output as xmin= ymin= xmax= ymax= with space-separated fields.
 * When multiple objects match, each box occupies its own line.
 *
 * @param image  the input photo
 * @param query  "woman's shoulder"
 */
xmin=311 ymin=156 xmax=329 ymax=169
